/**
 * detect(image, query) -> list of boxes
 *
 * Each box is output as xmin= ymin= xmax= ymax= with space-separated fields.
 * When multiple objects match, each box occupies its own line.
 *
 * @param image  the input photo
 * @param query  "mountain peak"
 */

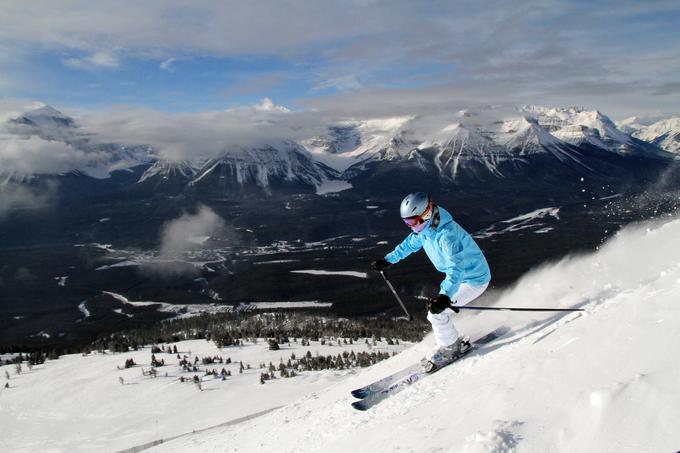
xmin=13 ymin=104 xmax=75 ymax=129
xmin=520 ymin=105 xmax=633 ymax=151
xmin=26 ymin=104 xmax=66 ymax=117
xmin=631 ymin=117 xmax=680 ymax=154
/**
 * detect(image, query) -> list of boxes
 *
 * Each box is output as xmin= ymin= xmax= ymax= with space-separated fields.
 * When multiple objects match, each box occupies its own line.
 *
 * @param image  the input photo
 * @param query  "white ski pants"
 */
xmin=427 ymin=282 xmax=489 ymax=347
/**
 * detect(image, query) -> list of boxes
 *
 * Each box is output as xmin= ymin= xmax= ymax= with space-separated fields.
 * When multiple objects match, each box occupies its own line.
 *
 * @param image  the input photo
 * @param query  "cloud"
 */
xmin=0 ymin=1 xmax=679 ymax=117
xmin=79 ymin=101 xmax=329 ymax=161
xmin=312 ymin=74 xmax=362 ymax=93
xmin=159 ymin=205 xmax=225 ymax=258
xmin=253 ymin=97 xmax=290 ymax=113
xmin=0 ymin=182 xmax=56 ymax=220
xmin=652 ymin=82 xmax=680 ymax=96
xmin=0 ymin=1 xmax=369 ymax=58
xmin=139 ymin=205 xmax=226 ymax=277
xmin=159 ymin=57 xmax=177 ymax=71
xmin=62 ymin=51 xmax=119 ymax=70
xmin=0 ymin=135 xmax=108 ymax=175
xmin=0 ymin=100 xmax=45 ymax=122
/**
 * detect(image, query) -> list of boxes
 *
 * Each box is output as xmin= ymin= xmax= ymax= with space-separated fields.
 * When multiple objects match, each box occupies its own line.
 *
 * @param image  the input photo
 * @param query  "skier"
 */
xmin=372 ymin=192 xmax=491 ymax=372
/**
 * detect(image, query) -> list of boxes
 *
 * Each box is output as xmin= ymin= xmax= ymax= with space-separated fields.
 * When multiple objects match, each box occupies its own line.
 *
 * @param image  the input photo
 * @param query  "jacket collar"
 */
xmin=431 ymin=205 xmax=441 ymax=230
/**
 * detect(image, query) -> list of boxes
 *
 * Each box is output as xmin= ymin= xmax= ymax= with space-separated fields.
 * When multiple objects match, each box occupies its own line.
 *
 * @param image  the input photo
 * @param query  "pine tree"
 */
xmin=268 ymin=338 xmax=280 ymax=350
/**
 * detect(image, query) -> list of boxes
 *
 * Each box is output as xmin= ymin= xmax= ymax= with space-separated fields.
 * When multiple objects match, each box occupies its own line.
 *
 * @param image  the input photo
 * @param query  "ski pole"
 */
xmin=379 ymin=271 xmax=413 ymax=321
xmin=453 ymin=305 xmax=583 ymax=312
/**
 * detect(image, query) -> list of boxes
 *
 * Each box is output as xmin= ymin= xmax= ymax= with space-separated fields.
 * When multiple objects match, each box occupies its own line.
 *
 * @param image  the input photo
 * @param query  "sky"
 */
xmin=0 ymin=0 xmax=679 ymax=119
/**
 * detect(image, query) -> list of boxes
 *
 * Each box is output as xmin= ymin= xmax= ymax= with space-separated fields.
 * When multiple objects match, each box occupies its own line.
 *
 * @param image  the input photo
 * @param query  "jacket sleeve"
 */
xmin=437 ymin=230 xmax=466 ymax=299
xmin=384 ymin=233 xmax=423 ymax=264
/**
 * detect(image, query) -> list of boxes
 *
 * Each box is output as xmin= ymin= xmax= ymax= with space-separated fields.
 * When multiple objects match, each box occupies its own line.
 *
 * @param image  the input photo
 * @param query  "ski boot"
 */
xmin=420 ymin=336 xmax=471 ymax=373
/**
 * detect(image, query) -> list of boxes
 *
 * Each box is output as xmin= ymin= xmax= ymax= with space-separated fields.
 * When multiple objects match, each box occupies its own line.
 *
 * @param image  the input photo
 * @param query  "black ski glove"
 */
xmin=371 ymin=258 xmax=392 ymax=272
xmin=427 ymin=294 xmax=459 ymax=314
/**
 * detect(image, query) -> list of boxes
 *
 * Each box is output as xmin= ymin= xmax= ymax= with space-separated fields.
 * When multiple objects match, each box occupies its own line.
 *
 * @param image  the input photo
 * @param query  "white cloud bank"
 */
xmin=78 ymin=100 xmax=327 ymax=162
xmin=0 ymin=135 xmax=105 ymax=175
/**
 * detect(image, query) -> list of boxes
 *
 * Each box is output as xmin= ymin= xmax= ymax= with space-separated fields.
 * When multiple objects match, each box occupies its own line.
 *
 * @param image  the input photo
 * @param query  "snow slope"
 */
xmin=150 ymin=215 xmax=680 ymax=453
xmin=0 ymin=337 xmax=408 ymax=452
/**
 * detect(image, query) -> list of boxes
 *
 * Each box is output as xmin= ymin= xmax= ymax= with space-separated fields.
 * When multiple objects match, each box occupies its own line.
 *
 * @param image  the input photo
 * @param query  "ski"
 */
xmin=350 ymin=363 xmax=422 ymax=399
xmin=350 ymin=326 xmax=508 ymax=410
xmin=350 ymin=347 xmax=472 ymax=411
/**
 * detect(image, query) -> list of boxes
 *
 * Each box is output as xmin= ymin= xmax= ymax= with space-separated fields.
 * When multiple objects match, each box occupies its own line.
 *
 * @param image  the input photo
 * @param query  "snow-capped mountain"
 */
xmin=186 ymin=141 xmax=340 ymax=195
xmin=521 ymin=105 xmax=639 ymax=153
xmin=616 ymin=115 xmax=665 ymax=134
xmin=306 ymin=105 xmax=674 ymax=186
xmin=138 ymin=159 xmax=200 ymax=183
xmin=302 ymin=116 xmax=413 ymax=172
xmin=11 ymin=105 xmax=76 ymax=134
xmin=3 ymin=103 xmax=677 ymax=197
xmin=303 ymin=105 xmax=676 ymax=196
xmin=627 ymin=117 xmax=680 ymax=154
xmin=2 ymin=104 xmax=154 ymax=181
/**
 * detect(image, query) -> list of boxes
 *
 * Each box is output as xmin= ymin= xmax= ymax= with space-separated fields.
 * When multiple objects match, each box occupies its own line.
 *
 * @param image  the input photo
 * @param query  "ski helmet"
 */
xmin=400 ymin=192 xmax=433 ymax=233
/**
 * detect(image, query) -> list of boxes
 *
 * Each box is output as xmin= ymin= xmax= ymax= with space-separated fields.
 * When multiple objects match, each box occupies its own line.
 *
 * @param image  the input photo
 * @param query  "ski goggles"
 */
xmin=402 ymin=200 xmax=433 ymax=229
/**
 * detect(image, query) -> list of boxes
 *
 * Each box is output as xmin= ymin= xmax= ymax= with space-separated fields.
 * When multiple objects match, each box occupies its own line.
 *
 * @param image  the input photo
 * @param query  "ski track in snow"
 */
xmin=147 ymin=216 xmax=680 ymax=453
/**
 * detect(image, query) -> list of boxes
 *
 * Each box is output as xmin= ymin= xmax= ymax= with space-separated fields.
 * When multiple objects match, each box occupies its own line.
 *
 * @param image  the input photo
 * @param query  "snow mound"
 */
xmin=152 ymin=215 xmax=680 ymax=453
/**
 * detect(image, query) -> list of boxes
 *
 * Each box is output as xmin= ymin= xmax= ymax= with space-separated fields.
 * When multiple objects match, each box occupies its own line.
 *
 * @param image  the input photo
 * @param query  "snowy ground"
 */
xmin=0 ymin=338 xmax=408 ymax=453
xmin=3 ymin=216 xmax=680 ymax=453
xmin=149 ymin=216 xmax=680 ymax=453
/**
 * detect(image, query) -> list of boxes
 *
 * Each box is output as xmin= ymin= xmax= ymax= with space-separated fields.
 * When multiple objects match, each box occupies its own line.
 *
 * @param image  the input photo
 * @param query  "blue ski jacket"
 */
xmin=384 ymin=206 xmax=491 ymax=298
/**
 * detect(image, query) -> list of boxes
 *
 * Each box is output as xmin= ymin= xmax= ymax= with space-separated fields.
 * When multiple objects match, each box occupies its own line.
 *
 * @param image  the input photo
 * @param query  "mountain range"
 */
xmin=618 ymin=115 xmax=680 ymax=154
xmin=2 ymin=103 xmax=678 ymax=197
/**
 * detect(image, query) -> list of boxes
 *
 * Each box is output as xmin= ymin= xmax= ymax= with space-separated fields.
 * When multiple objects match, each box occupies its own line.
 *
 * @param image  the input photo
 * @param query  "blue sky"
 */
xmin=14 ymin=52 xmax=313 ymax=112
xmin=0 ymin=0 xmax=679 ymax=118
